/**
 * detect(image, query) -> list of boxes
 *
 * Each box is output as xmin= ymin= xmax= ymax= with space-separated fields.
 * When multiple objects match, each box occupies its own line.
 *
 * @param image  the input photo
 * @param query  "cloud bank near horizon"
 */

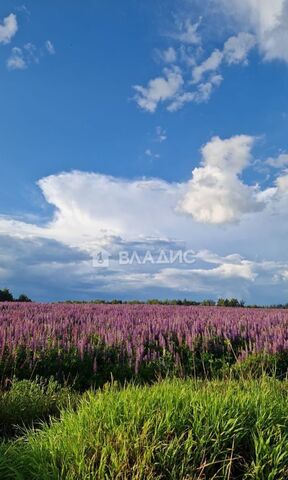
xmin=1 ymin=134 xmax=288 ymax=302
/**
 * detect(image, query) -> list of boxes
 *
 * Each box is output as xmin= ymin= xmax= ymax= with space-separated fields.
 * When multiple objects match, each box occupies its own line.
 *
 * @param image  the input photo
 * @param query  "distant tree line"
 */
xmin=63 ymin=298 xmax=288 ymax=308
xmin=63 ymin=298 xmax=247 ymax=307
xmin=0 ymin=288 xmax=32 ymax=302
xmin=1 ymin=290 xmax=287 ymax=308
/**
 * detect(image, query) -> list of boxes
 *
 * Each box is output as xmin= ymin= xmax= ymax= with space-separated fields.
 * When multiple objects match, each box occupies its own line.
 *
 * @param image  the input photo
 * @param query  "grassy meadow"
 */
xmin=0 ymin=376 xmax=288 ymax=479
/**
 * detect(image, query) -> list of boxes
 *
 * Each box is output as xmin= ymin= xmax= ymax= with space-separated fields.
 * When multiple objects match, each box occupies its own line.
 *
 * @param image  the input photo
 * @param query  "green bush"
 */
xmin=232 ymin=352 xmax=288 ymax=380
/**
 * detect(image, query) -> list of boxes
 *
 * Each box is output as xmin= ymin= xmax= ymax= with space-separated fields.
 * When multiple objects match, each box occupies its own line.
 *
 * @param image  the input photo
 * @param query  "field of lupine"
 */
xmin=2 ymin=303 xmax=288 ymax=478
xmin=1 ymin=302 xmax=288 ymax=388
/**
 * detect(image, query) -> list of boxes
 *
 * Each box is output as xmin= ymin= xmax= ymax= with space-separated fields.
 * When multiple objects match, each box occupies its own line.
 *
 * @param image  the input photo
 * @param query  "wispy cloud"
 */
xmin=133 ymin=66 xmax=184 ymax=113
xmin=192 ymin=49 xmax=223 ymax=84
xmin=224 ymin=32 xmax=256 ymax=65
xmin=132 ymin=0 xmax=288 ymax=113
xmin=133 ymin=27 xmax=254 ymax=112
xmin=45 ymin=40 xmax=55 ymax=55
xmin=172 ymin=19 xmax=201 ymax=45
xmin=192 ymin=32 xmax=256 ymax=84
xmin=7 ymin=46 xmax=26 ymax=70
xmin=7 ymin=40 xmax=56 ymax=71
xmin=145 ymin=149 xmax=160 ymax=160
xmin=156 ymin=47 xmax=177 ymax=64
xmin=0 ymin=13 xmax=18 ymax=45
xmin=155 ymin=126 xmax=167 ymax=143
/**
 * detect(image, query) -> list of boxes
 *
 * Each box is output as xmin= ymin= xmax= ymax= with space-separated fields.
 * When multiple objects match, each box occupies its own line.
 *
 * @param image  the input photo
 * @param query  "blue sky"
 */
xmin=0 ymin=0 xmax=288 ymax=303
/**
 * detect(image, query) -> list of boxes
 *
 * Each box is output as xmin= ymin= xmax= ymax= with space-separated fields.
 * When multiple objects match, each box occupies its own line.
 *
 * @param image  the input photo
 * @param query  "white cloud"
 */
xmin=167 ymin=74 xmax=223 ymax=111
xmin=87 ymin=253 xmax=263 ymax=296
xmin=45 ymin=40 xmax=55 ymax=55
xmin=157 ymin=261 xmax=256 ymax=285
xmin=167 ymin=91 xmax=196 ymax=112
xmin=220 ymin=0 xmax=288 ymax=63
xmin=195 ymin=250 xmax=248 ymax=266
xmin=192 ymin=49 xmax=223 ymax=83
xmin=7 ymin=47 xmax=26 ymax=70
xmin=133 ymin=67 xmax=184 ymax=113
xmin=160 ymin=47 xmax=177 ymax=63
xmin=178 ymin=45 xmax=197 ymax=67
xmin=173 ymin=19 xmax=201 ymax=45
xmin=24 ymin=42 xmax=39 ymax=63
xmin=223 ymin=32 xmax=256 ymax=64
xmin=141 ymin=31 xmax=252 ymax=112
xmin=132 ymin=1 xmax=287 ymax=112
xmin=0 ymin=13 xmax=17 ymax=45
xmin=32 ymin=172 xmax=187 ymax=248
xmin=1 ymin=135 xmax=288 ymax=301
xmin=1 ymin=135 xmax=285 ymax=246
xmin=274 ymin=172 xmax=288 ymax=199
xmin=145 ymin=149 xmax=160 ymax=159
xmin=192 ymin=32 xmax=255 ymax=84
xmin=266 ymin=153 xmax=288 ymax=168
xmin=179 ymin=135 xmax=265 ymax=224
xmin=7 ymin=44 xmax=39 ymax=70
xmin=7 ymin=40 xmax=55 ymax=71
xmin=155 ymin=126 xmax=167 ymax=143
xmin=133 ymin=19 xmax=257 ymax=112
xmin=195 ymin=74 xmax=223 ymax=102
xmin=0 ymin=136 xmax=285 ymax=250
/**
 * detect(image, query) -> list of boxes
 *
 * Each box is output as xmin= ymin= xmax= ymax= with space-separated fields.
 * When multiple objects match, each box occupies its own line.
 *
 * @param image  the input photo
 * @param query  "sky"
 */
xmin=0 ymin=0 xmax=288 ymax=303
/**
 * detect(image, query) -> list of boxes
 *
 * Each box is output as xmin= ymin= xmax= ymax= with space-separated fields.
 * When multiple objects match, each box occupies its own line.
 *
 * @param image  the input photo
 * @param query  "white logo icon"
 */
xmin=92 ymin=249 xmax=110 ymax=268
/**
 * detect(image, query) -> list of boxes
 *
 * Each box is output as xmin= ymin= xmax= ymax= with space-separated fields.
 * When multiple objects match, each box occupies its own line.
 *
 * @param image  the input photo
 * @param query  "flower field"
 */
xmin=1 ymin=303 xmax=288 ymax=387
xmin=2 ymin=303 xmax=288 ymax=479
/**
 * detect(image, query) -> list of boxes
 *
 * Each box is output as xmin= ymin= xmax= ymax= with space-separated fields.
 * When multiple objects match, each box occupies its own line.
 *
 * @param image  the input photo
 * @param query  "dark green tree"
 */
xmin=0 ymin=288 xmax=14 ymax=302
xmin=17 ymin=294 xmax=32 ymax=302
xmin=202 ymin=299 xmax=216 ymax=306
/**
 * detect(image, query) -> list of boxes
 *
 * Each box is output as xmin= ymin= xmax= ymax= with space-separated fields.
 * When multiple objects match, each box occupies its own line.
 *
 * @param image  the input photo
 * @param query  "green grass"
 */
xmin=0 ymin=378 xmax=78 ymax=438
xmin=1 ymin=377 xmax=288 ymax=479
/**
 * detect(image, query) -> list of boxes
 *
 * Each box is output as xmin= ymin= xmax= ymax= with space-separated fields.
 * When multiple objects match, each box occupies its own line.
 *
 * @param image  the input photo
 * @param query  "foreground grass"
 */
xmin=0 ymin=378 xmax=77 ymax=438
xmin=1 ymin=377 xmax=288 ymax=479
